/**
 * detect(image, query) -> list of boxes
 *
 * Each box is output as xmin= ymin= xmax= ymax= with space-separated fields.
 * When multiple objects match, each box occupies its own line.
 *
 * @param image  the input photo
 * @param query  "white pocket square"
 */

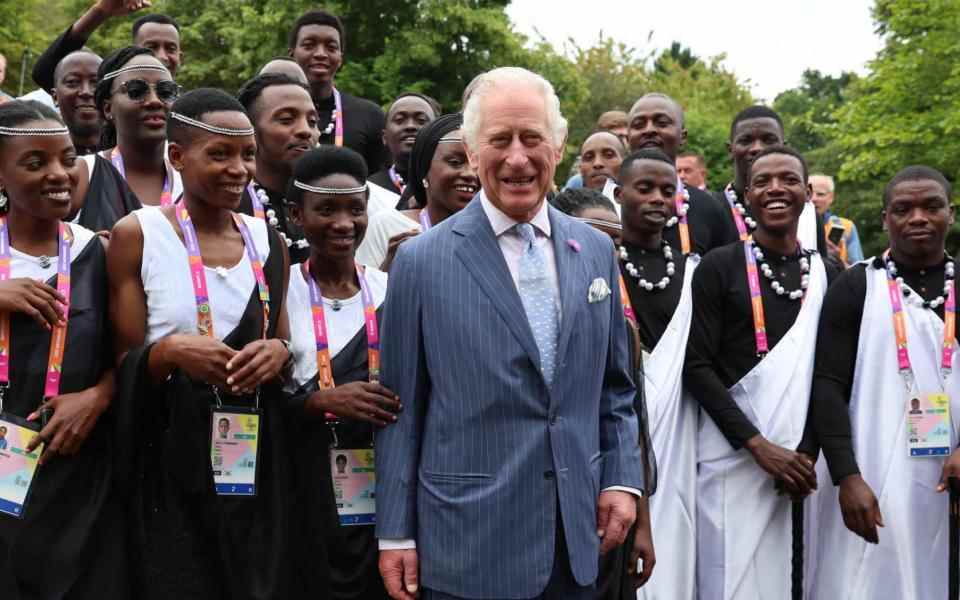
xmin=588 ymin=278 xmax=611 ymax=303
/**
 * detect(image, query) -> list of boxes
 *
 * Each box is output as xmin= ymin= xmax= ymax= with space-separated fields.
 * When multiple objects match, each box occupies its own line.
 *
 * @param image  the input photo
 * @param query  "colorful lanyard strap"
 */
xmin=675 ymin=178 xmax=691 ymax=254
xmin=724 ymin=183 xmax=751 ymax=241
xmin=743 ymin=240 xmax=770 ymax=356
xmin=246 ymin=183 xmax=266 ymax=222
xmin=174 ymin=205 xmax=271 ymax=341
xmin=110 ymin=147 xmax=174 ymax=207
xmin=302 ymin=261 xmax=380 ymax=397
xmin=388 ymin=165 xmax=405 ymax=194
xmin=332 ymin=88 xmax=344 ymax=147
xmin=884 ymin=251 xmax=956 ymax=380
xmin=418 ymin=208 xmax=432 ymax=231
xmin=617 ymin=273 xmax=638 ymax=328
xmin=0 ymin=219 xmax=72 ymax=408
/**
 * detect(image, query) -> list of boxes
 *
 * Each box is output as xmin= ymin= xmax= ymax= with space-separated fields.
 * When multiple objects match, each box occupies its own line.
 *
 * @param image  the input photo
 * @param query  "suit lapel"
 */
xmin=551 ymin=208 xmax=582 ymax=370
xmin=453 ymin=199 xmax=542 ymax=369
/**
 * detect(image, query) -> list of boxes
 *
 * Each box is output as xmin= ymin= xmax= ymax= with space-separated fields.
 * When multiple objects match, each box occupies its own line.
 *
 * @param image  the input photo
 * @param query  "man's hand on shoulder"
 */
xmin=379 ymin=548 xmax=420 ymax=599
xmin=597 ymin=489 xmax=637 ymax=554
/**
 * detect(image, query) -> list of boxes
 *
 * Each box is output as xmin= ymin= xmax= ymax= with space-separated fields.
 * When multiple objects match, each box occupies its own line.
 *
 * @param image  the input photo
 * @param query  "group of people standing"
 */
xmin=0 ymin=2 xmax=955 ymax=600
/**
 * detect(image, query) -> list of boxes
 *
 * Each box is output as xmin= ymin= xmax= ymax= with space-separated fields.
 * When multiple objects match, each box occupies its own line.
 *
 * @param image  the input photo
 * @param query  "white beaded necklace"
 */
xmin=751 ymin=241 xmax=810 ymax=301
xmin=619 ymin=241 xmax=675 ymax=292
xmin=251 ymin=183 xmax=309 ymax=250
xmin=724 ymin=183 xmax=758 ymax=231
xmin=664 ymin=186 xmax=689 ymax=229
xmin=884 ymin=255 xmax=956 ymax=309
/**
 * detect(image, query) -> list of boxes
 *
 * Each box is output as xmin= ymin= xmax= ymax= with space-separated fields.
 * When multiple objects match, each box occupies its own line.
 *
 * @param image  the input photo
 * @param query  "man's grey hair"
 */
xmin=810 ymin=173 xmax=835 ymax=192
xmin=462 ymin=67 xmax=567 ymax=151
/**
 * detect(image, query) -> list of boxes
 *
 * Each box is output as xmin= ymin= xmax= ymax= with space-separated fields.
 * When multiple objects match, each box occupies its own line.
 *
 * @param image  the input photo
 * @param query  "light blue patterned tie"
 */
xmin=515 ymin=223 xmax=559 ymax=383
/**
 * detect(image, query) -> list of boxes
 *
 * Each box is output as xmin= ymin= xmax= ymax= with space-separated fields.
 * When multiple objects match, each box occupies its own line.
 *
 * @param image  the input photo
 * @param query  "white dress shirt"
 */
xmin=379 ymin=192 xmax=639 ymax=551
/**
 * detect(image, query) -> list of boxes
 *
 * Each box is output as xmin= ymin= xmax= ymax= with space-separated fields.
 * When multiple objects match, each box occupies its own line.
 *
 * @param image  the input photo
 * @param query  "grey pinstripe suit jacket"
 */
xmin=374 ymin=197 xmax=643 ymax=598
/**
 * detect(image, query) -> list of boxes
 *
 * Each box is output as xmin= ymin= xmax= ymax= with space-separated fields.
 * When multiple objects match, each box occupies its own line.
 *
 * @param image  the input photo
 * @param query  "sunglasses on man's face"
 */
xmin=112 ymin=79 xmax=181 ymax=104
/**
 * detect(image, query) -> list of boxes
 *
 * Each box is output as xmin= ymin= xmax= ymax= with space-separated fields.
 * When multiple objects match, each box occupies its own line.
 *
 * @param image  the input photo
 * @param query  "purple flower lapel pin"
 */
xmin=567 ymin=239 xmax=581 ymax=253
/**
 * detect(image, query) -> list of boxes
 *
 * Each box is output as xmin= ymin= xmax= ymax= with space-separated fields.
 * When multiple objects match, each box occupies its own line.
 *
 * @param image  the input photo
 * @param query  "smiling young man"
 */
xmin=627 ymin=93 xmax=735 ymax=256
xmin=369 ymin=92 xmax=439 ymax=200
xmin=716 ymin=106 xmax=829 ymax=257
xmin=237 ymin=73 xmax=319 ymax=264
xmin=684 ymin=145 xmax=837 ymax=600
xmin=50 ymin=50 xmax=102 ymax=154
xmin=289 ymin=9 xmax=387 ymax=172
xmin=614 ymin=148 xmax=699 ymax=599
xmin=579 ymin=131 xmax=625 ymax=198
xmin=809 ymin=166 xmax=960 ymax=599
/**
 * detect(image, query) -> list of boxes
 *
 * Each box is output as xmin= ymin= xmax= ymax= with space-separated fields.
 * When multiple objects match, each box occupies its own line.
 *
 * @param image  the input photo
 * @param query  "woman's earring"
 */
xmin=422 ymin=179 xmax=429 ymax=189
xmin=0 ymin=189 xmax=8 ymax=209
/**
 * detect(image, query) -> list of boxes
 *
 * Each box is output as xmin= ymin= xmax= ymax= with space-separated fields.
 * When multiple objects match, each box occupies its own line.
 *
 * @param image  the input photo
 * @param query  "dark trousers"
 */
xmin=421 ymin=511 xmax=595 ymax=600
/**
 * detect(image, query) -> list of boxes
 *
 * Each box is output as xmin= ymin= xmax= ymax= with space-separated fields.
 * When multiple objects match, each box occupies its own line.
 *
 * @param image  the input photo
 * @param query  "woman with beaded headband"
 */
xmin=93 ymin=46 xmax=182 ymax=211
xmin=108 ymin=89 xmax=296 ymax=599
xmin=356 ymin=113 xmax=479 ymax=271
xmin=284 ymin=144 xmax=398 ymax=598
xmin=0 ymin=101 xmax=127 ymax=598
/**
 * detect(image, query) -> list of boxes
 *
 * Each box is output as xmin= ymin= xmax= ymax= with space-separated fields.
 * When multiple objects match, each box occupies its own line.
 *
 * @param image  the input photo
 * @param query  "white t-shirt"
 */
xmin=355 ymin=209 xmax=420 ymax=269
xmin=367 ymin=181 xmax=400 ymax=218
xmin=285 ymin=264 xmax=388 ymax=389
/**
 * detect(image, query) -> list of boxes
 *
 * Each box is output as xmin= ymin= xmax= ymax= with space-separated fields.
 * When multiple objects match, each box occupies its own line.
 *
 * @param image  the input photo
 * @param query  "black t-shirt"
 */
xmin=811 ymin=258 xmax=947 ymax=484
xmin=663 ymin=186 xmax=738 ymax=256
xmin=619 ymin=242 xmax=686 ymax=350
xmin=315 ymin=90 xmax=387 ymax=173
xmin=683 ymin=240 xmax=840 ymax=451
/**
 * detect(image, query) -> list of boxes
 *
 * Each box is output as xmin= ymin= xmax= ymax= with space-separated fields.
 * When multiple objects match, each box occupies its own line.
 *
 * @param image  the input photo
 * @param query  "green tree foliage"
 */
xmin=0 ymin=1 xmax=69 ymax=96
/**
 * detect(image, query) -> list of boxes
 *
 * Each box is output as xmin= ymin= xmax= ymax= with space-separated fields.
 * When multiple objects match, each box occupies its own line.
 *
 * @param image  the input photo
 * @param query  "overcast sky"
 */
xmin=507 ymin=0 xmax=884 ymax=102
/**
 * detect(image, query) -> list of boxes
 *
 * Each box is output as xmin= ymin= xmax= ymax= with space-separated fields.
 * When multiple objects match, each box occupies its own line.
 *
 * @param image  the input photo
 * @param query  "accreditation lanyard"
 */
xmin=0 ymin=219 xmax=72 ymax=405
xmin=245 ymin=183 xmax=266 ymax=222
xmin=174 ymin=206 xmax=271 ymax=341
xmin=302 ymin=261 xmax=380 ymax=396
xmin=418 ymin=208 xmax=431 ymax=231
xmin=675 ymin=178 xmax=691 ymax=254
xmin=884 ymin=253 xmax=956 ymax=383
xmin=332 ymin=88 xmax=344 ymax=147
xmin=388 ymin=165 xmax=405 ymax=195
xmin=617 ymin=273 xmax=638 ymax=329
xmin=743 ymin=240 xmax=770 ymax=356
xmin=724 ymin=183 xmax=751 ymax=241
xmin=111 ymin=147 xmax=174 ymax=207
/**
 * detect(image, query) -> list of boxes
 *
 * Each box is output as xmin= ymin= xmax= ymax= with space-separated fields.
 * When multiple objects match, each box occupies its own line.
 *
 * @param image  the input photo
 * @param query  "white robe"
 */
xmin=697 ymin=253 xmax=827 ymax=600
xmin=798 ymin=201 xmax=817 ymax=252
xmin=809 ymin=262 xmax=960 ymax=600
xmin=639 ymin=256 xmax=699 ymax=600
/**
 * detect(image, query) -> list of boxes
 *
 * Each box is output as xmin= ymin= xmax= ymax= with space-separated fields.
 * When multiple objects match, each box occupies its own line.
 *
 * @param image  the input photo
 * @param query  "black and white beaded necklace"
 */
xmin=250 ymin=181 xmax=309 ymax=251
xmin=751 ymin=241 xmax=811 ymax=301
xmin=883 ymin=254 xmax=956 ymax=310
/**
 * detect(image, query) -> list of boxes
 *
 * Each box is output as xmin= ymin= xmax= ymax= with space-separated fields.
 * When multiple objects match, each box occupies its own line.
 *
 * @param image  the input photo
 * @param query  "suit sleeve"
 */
xmin=598 ymin=247 xmax=644 ymax=491
xmin=374 ymin=242 xmax=430 ymax=540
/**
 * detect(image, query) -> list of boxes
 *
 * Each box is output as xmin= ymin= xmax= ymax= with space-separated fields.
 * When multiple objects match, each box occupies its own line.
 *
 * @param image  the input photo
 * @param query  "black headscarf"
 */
xmin=403 ymin=113 xmax=463 ymax=209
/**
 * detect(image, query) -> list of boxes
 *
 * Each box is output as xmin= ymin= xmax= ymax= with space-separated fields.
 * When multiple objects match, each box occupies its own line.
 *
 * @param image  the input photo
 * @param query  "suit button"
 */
xmin=544 ymin=470 xmax=555 ymax=479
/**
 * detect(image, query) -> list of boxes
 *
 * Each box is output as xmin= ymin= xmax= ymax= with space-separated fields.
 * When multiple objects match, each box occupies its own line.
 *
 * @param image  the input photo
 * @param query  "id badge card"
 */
xmin=0 ymin=412 xmax=42 ymax=518
xmin=210 ymin=406 xmax=260 ymax=496
xmin=907 ymin=392 xmax=952 ymax=457
xmin=331 ymin=448 xmax=376 ymax=526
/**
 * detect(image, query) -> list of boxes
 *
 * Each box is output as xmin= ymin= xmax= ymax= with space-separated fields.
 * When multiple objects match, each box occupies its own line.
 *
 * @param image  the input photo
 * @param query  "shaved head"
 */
xmin=630 ymin=93 xmax=684 ymax=127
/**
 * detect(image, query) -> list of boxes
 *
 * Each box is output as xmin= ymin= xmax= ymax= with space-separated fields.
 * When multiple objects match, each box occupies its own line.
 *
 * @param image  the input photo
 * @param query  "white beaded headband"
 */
xmin=575 ymin=216 xmax=622 ymax=230
xmin=437 ymin=129 xmax=462 ymax=144
xmin=0 ymin=125 xmax=70 ymax=137
xmin=170 ymin=112 xmax=255 ymax=136
xmin=101 ymin=64 xmax=170 ymax=81
xmin=294 ymin=180 xmax=368 ymax=195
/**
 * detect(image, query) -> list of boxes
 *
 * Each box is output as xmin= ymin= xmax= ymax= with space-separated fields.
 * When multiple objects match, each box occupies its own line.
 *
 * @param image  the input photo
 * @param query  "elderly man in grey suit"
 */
xmin=375 ymin=66 xmax=647 ymax=599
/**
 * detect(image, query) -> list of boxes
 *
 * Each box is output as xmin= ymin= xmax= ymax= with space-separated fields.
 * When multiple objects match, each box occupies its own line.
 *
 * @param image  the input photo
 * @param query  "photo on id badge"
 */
xmin=907 ymin=392 xmax=951 ymax=457
xmin=0 ymin=413 xmax=42 ymax=518
xmin=331 ymin=448 xmax=376 ymax=526
xmin=210 ymin=408 xmax=260 ymax=496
